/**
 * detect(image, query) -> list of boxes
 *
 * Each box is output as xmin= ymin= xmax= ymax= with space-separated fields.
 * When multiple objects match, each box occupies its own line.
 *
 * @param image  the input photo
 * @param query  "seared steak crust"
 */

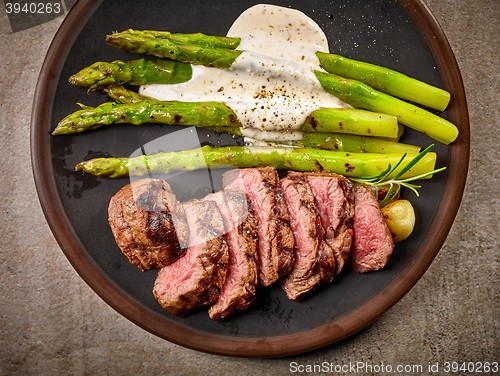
xmin=153 ymin=199 xmax=228 ymax=317
xmin=351 ymin=185 xmax=394 ymax=273
xmin=281 ymin=173 xmax=336 ymax=300
xmin=204 ymin=190 xmax=259 ymax=320
xmin=108 ymin=179 xmax=189 ymax=271
xmin=223 ymin=167 xmax=294 ymax=286
xmin=304 ymin=172 xmax=354 ymax=275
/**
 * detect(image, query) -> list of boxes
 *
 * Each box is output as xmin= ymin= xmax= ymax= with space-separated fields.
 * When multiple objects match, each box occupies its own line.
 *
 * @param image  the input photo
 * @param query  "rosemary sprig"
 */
xmin=350 ymin=144 xmax=446 ymax=207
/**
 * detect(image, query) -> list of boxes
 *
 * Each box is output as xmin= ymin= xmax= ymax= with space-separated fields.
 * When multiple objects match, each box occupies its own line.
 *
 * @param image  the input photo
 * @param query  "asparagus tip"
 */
xmin=52 ymin=126 xmax=67 ymax=135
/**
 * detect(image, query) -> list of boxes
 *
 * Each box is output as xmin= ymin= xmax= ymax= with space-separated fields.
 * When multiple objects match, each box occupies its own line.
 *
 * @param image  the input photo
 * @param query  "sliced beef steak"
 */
xmin=280 ymin=173 xmax=336 ymax=300
xmin=351 ymin=185 xmax=394 ymax=273
xmin=223 ymin=167 xmax=294 ymax=286
xmin=304 ymin=172 xmax=354 ymax=275
xmin=204 ymin=189 xmax=259 ymax=320
xmin=108 ymin=179 xmax=189 ymax=271
xmin=153 ymin=199 xmax=228 ymax=317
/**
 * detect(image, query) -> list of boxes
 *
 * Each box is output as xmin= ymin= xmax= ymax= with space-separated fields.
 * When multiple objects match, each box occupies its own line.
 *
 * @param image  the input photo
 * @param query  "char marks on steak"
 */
xmin=304 ymin=172 xmax=355 ymax=276
xmin=108 ymin=179 xmax=189 ymax=271
xmin=204 ymin=189 xmax=259 ymax=320
xmin=351 ymin=185 xmax=394 ymax=273
xmin=280 ymin=173 xmax=336 ymax=300
xmin=223 ymin=167 xmax=294 ymax=286
xmin=153 ymin=199 xmax=228 ymax=317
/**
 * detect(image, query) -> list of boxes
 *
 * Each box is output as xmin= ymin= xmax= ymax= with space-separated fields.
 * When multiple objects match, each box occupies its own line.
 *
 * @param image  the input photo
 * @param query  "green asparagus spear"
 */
xmin=69 ymin=59 xmax=192 ymax=90
xmin=100 ymin=85 xmax=243 ymax=134
xmin=302 ymin=108 xmax=398 ymax=137
xmin=53 ymin=99 xmax=399 ymax=138
xmin=121 ymin=30 xmax=240 ymax=49
xmin=75 ymin=145 xmax=437 ymax=179
xmin=316 ymin=52 xmax=451 ymax=111
xmin=294 ymin=133 xmax=421 ymax=154
xmin=106 ymin=30 xmax=242 ymax=68
xmin=314 ymin=71 xmax=459 ymax=145
xmin=248 ymin=133 xmax=420 ymax=153
xmin=52 ymin=100 xmax=241 ymax=135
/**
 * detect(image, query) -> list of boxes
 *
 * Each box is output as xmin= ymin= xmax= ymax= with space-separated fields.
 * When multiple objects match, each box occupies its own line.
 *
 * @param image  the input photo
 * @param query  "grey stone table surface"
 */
xmin=0 ymin=0 xmax=498 ymax=375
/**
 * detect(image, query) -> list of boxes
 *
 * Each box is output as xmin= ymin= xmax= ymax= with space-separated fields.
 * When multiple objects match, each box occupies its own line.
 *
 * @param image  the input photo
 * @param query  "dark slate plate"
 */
xmin=31 ymin=0 xmax=469 ymax=357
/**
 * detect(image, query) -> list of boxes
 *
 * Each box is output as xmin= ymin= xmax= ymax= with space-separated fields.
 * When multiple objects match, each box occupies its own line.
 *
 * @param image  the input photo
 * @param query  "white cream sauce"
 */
xmin=140 ymin=4 xmax=347 ymax=142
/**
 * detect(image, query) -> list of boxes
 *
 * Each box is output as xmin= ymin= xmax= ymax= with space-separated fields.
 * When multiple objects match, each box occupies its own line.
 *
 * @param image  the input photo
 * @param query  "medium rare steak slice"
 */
xmin=223 ymin=167 xmax=294 ymax=286
xmin=204 ymin=189 xmax=259 ymax=320
xmin=153 ymin=199 xmax=228 ymax=317
xmin=108 ymin=179 xmax=189 ymax=271
xmin=304 ymin=172 xmax=354 ymax=275
xmin=351 ymin=185 xmax=394 ymax=273
xmin=280 ymin=173 xmax=336 ymax=300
